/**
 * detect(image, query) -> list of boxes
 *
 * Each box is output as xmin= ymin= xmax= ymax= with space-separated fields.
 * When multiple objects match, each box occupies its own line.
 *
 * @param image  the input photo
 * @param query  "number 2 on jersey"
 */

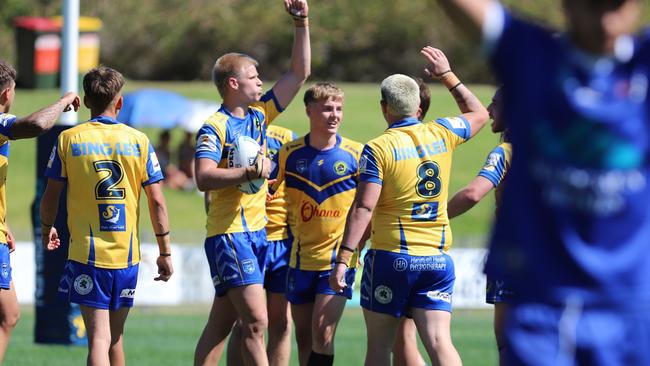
xmin=415 ymin=161 xmax=441 ymax=198
xmin=94 ymin=160 xmax=125 ymax=200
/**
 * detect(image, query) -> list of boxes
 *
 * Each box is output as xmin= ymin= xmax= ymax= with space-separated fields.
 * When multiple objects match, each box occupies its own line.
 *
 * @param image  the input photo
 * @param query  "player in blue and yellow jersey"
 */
xmin=331 ymin=48 xmax=489 ymax=366
xmin=273 ymin=82 xmax=362 ymax=366
xmin=40 ymin=67 xmax=173 ymax=366
xmin=438 ymin=1 xmax=650 ymax=364
xmin=0 ymin=59 xmax=79 ymax=364
xmin=226 ymin=124 xmax=298 ymax=366
xmin=193 ymin=1 xmax=311 ymax=365
xmin=447 ymin=89 xmax=512 ymax=365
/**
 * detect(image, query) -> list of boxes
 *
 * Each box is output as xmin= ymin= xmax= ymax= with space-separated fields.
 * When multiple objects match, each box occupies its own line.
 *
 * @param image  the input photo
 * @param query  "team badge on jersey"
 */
xmin=483 ymin=152 xmax=501 ymax=172
xmin=296 ymin=159 xmax=307 ymax=174
xmin=98 ymin=204 xmax=126 ymax=232
xmin=333 ymin=161 xmax=348 ymax=176
xmin=374 ymin=285 xmax=393 ymax=304
xmin=411 ymin=202 xmax=439 ymax=221
xmin=74 ymin=274 xmax=94 ymax=295
xmin=196 ymin=133 xmax=218 ymax=153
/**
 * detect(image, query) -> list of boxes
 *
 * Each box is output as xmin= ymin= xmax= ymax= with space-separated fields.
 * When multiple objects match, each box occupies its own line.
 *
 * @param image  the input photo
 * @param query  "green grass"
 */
xmin=8 ymin=81 xmax=499 ymax=245
xmin=4 ymin=306 xmax=498 ymax=366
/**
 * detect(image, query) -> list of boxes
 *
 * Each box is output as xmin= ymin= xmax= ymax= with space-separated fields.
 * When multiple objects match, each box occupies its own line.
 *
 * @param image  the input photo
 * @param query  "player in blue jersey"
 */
xmin=331 ymin=48 xmax=489 ymax=366
xmin=193 ymin=1 xmax=310 ymax=365
xmin=41 ymin=67 xmax=173 ymax=366
xmin=0 ymin=60 xmax=79 ymax=363
xmin=447 ymin=89 xmax=513 ymax=365
xmin=437 ymin=1 xmax=650 ymax=365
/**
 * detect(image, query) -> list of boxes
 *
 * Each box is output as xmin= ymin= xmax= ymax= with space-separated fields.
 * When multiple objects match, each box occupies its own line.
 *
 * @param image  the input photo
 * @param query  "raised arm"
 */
xmin=447 ymin=176 xmax=495 ymax=219
xmin=272 ymin=0 xmax=311 ymax=109
xmin=144 ymin=182 xmax=174 ymax=282
xmin=11 ymin=92 xmax=80 ymax=139
xmin=421 ymin=46 xmax=489 ymax=138
xmin=436 ymin=0 xmax=495 ymax=42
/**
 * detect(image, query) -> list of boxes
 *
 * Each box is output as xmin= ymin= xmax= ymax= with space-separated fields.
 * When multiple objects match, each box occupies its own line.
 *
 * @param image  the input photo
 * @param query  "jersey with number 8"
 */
xmin=45 ymin=117 xmax=164 ymax=269
xmin=359 ymin=117 xmax=471 ymax=256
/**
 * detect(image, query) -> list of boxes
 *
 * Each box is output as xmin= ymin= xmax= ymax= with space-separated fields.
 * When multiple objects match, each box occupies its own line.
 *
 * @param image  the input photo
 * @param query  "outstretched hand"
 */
xmin=284 ymin=0 xmax=308 ymax=19
xmin=61 ymin=92 xmax=81 ymax=112
xmin=421 ymin=46 xmax=451 ymax=79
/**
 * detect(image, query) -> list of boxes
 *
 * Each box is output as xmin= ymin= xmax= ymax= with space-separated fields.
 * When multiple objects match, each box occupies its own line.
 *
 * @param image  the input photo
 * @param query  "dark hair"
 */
xmin=83 ymin=66 xmax=125 ymax=111
xmin=0 ymin=60 xmax=17 ymax=90
xmin=414 ymin=77 xmax=431 ymax=121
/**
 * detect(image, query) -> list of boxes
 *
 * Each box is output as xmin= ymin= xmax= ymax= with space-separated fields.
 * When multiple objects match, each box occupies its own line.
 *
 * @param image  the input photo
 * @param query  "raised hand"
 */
xmin=421 ymin=46 xmax=452 ymax=79
xmin=284 ymin=0 xmax=309 ymax=19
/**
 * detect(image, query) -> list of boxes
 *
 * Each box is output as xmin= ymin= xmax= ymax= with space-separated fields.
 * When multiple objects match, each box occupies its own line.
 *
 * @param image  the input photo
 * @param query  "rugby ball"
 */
xmin=228 ymin=135 xmax=265 ymax=194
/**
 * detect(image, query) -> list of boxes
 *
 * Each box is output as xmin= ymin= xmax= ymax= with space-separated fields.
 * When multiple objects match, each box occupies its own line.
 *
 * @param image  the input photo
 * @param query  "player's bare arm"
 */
xmin=39 ymin=179 xmax=65 ymax=251
xmin=5 ymin=224 xmax=14 ymax=253
xmin=272 ymin=0 xmax=311 ymax=109
xmin=10 ymin=92 xmax=80 ymax=140
xmin=447 ymin=176 xmax=495 ymax=219
xmin=329 ymin=181 xmax=382 ymax=292
xmin=421 ymin=46 xmax=489 ymax=137
xmin=435 ymin=0 xmax=493 ymax=42
xmin=144 ymin=182 xmax=174 ymax=281
xmin=194 ymin=150 xmax=271 ymax=191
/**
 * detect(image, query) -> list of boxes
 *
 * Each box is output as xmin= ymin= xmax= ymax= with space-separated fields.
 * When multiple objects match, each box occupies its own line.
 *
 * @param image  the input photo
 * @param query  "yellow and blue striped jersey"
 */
xmin=477 ymin=142 xmax=512 ymax=209
xmin=266 ymin=125 xmax=298 ymax=241
xmin=195 ymin=90 xmax=282 ymax=236
xmin=276 ymin=134 xmax=362 ymax=270
xmin=359 ymin=116 xmax=471 ymax=256
xmin=0 ymin=113 xmax=16 ymax=244
xmin=45 ymin=116 xmax=164 ymax=269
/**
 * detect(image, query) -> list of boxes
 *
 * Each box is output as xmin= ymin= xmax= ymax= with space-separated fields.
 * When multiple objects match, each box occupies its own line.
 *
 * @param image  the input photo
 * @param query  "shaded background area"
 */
xmin=3 ymin=0 xmax=649 ymax=83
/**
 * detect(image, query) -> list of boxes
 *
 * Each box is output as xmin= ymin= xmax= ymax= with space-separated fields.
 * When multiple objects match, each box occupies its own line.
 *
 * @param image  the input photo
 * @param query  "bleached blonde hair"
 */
xmin=380 ymin=74 xmax=420 ymax=117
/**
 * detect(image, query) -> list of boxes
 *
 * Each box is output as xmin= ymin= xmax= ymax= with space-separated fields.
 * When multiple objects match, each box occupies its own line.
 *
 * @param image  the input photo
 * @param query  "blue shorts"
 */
xmin=58 ymin=260 xmax=139 ymax=310
xmin=286 ymin=267 xmax=356 ymax=305
xmin=486 ymin=276 xmax=515 ymax=304
xmin=205 ymin=230 xmax=268 ymax=297
xmin=360 ymin=249 xmax=455 ymax=317
xmin=506 ymin=302 xmax=650 ymax=366
xmin=264 ymin=236 xmax=291 ymax=293
xmin=0 ymin=244 xmax=11 ymax=289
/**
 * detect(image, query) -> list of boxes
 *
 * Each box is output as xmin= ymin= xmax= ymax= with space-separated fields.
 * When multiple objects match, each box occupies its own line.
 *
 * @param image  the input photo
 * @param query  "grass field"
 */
xmin=5 ymin=306 xmax=498 ymax=366
xmin=8 ymin=81 xmax=499 ymax=245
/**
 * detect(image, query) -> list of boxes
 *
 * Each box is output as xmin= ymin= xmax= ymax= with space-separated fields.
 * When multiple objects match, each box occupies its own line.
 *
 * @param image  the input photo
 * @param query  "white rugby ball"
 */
xmin=228 ymin=135 xmax=265 ymax=194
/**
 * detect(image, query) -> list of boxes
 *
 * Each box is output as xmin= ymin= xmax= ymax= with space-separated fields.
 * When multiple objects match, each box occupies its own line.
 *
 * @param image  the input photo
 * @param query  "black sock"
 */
xmin=307 ymin=351 xmax=334 ymax=366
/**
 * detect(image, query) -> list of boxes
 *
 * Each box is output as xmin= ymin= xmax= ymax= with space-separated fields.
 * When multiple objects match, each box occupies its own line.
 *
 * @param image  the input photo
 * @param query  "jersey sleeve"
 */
xmin=44 ymin=136 xmax=67 ymax=181
xmin=252 ymin=90 xmax=283 ymax=126
xmin=434 ymin=116 xmax=471 ymax=148
xmin=477 ymin=145 xmax=509 ymax=187
xmin=195 ymin=124 xmax=224 ymax=163
xmin=359 ymin=143 xmax=383 ymax=185
xmin=0 ymin=113 xmax=16 ymax=141
xmin=142 ymin=141 xmax=165 ymax=186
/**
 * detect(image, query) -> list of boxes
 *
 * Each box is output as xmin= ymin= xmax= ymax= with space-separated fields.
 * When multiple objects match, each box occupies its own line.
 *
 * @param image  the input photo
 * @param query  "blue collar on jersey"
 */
xmin=388 ymin=117 xmax=420 ymax=129
xmin=304 ymin=133 xmax=341 ymax=152
xmin=218 ymin=104 xmax=250 ymax=120
xmin=89 ymin=115 xmax=120 ymax=125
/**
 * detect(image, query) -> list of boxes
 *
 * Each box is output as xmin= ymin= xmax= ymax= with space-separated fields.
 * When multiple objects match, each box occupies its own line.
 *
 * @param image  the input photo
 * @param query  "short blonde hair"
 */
xmin=212 ymin=53 xmax=258 ymax=98
xmin=303 ymin=82 xmax=344 ymax=106
xmin=380 ymin=74 xmax=420 ymax=117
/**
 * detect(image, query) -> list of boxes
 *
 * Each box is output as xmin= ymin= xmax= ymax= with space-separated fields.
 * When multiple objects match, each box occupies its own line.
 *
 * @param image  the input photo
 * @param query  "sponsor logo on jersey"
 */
xmin=196 ymin=133 xmax=218 ymax=153
xmin=374 ymin=285 xmax=393 ymax=304
xmin=484 ymin=152 xmax=502 ymax=172
xmin=212 ymin=276 xmax=221 ymax=286
xmin=241 ymin=259 xmax=256 ymax=274
xmin=359 ymin=155 xmax=368 ymax=174
xmin=47 ymin=146 xmax=57 ymax=168
xmin=300 ymin=201 xmax=342 ymax=222
xmin=74 ymin=274 xmax=94 ymax=295
xmin=411 ymin=202 xmax=438 ymax=221
xmin=98 ymin=204 xmax=126 ymax=232
xmin=150 ymin=152 xmax=161 ymax=173
xmin=120 ymin=288 xmax=136 ymax=298
xmin=426 ymin=290 xmax=451 ymax=303
xmin=333 ymin=160 xmax=348 ymax=176
xmin=392 ymin=258 xmax=408 ymax=272
xmin=0 ymin=113 xmax=16 ymax=127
